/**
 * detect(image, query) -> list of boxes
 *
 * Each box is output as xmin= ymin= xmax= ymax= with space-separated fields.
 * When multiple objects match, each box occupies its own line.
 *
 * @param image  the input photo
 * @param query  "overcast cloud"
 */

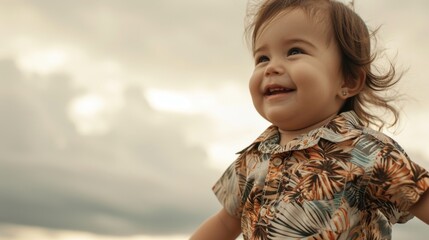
xmin=0 ymin=58 xmax=221 ymax=235
xmin=0 ymin=0 xmax=428 ymax=239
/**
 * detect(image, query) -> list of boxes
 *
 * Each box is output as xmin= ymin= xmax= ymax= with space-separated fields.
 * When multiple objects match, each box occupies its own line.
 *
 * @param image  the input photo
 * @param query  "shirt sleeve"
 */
xmin=212 ymin=155 xmax=246 ymax=218
xmin=367 ymin=140 xmax=429 ymax=223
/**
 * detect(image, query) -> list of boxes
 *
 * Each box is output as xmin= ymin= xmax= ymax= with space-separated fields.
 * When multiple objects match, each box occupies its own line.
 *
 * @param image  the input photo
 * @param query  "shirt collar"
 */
xmin=239 ymin=111 xmax=363 ymax=154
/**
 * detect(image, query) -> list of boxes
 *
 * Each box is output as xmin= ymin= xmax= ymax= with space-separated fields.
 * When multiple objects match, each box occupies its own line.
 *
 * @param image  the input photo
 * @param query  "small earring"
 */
xmin=342 ymin=90 xmax=348 ymax=97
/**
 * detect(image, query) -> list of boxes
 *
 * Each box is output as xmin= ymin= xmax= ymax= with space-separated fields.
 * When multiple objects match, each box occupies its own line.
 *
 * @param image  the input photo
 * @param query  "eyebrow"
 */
xmin=253 ymin=45 xmax=267 ymax=56
xmin=253 ymin=38 xmax=317 ymax=56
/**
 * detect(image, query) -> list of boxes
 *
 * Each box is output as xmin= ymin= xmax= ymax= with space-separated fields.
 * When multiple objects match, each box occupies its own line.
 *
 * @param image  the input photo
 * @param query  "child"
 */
xmin=191 ymin=0 xmax=429 ymax=239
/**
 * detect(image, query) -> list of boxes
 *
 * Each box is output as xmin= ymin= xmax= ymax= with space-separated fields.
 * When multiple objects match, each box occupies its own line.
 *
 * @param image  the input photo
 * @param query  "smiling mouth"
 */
xmin=265 ymin=87 xmax=294 ymax=96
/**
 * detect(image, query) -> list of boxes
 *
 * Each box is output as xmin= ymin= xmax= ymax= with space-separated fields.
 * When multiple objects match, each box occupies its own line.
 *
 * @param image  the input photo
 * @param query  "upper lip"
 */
xmin=264 ymin=84 xmax=295 ymax=96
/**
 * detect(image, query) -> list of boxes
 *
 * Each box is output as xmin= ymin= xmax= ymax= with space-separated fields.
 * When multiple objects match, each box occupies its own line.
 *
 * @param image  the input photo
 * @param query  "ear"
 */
xmin=338 ymin=69 xmax=365 ymax=100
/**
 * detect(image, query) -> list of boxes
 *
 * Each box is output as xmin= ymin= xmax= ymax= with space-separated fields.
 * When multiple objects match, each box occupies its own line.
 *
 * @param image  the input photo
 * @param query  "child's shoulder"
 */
xmin=358 ymin=125 xmax=409 ymax=158
xmin=361 ymin=127 xmax=395 ymax=144
xmin=362 ymin=127 xmax=402 ymax=149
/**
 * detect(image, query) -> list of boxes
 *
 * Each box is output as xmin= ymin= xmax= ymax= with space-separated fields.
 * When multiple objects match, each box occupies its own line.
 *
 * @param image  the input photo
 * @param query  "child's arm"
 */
xmin=190 ymin=208 xmax=241 ymax=240
xmin=410 ymin=190 xmax=429 ymax=224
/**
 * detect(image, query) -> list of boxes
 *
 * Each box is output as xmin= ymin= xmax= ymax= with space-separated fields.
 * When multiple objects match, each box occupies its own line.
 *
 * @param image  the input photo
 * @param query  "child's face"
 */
xmin=249 ymin=8 xmax=346 ymax=131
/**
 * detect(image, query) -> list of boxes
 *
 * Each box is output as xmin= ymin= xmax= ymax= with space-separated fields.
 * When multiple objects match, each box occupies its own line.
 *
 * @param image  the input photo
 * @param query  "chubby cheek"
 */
xmin=249 ymin=72 xmax=262 ymax=100
xmin=292 ymin=64 xmax=331 ymax=91
xmin=290 ymin=63 xmax=316 ymax=82
xmin=248 ymin=72 xmax=265 ymax=116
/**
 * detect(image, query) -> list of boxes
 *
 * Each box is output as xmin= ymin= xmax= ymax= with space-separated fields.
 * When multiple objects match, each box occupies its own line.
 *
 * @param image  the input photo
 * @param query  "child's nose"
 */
xmin=264 ymin=59 xmax=285 ymax=76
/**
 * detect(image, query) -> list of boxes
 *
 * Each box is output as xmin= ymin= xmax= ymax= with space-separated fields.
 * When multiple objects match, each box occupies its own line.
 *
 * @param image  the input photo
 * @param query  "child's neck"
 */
xmin=278 ymin=114 xmax=337 ymax=146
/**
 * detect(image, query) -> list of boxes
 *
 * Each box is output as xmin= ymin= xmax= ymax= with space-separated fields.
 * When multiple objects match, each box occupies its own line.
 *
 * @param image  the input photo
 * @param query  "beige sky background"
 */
xmin=0 ymin=0 xmax=428 ymax=239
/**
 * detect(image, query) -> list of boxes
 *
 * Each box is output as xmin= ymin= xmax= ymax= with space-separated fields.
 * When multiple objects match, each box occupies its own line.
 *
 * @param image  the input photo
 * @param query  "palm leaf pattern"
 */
xmin=268 ymin=200 xmax=333 ymax=239
xmin=212 ymin=111 xmax=429 ymax=239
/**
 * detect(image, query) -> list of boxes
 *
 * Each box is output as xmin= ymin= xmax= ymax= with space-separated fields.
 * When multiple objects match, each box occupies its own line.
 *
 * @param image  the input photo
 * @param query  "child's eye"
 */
xmin=288 ymin=48 xmax=303 ymax=56
xmin=255 ymin=55 xmax=269 ymax=64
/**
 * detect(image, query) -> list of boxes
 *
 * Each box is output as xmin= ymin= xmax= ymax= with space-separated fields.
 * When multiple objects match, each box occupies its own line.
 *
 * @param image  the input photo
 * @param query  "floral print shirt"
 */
xmin=213 ymin=111 xmax=429 ymax=240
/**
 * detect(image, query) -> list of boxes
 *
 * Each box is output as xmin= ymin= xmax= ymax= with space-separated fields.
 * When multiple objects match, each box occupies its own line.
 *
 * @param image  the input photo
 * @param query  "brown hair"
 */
xmin=245 ymin=0 xmax=401 ymax=130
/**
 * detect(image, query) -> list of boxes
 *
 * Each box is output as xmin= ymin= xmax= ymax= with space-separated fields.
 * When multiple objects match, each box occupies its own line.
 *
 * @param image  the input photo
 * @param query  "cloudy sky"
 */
xmin=0 ymin=0 xmax=428 ymax=240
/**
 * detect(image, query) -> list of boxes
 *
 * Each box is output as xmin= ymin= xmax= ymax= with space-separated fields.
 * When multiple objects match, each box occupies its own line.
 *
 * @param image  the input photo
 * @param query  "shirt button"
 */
xmin=272 ymin=158 xmax=283 ymax=166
